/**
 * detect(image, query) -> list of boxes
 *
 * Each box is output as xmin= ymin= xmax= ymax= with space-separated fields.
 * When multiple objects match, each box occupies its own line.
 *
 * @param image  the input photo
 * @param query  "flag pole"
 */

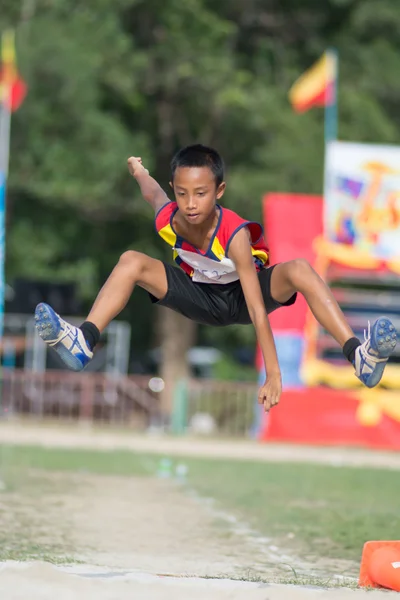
xmin=0 ymin=30 xmax=14 ymax=347
xmin=0 ymin=97 xmax=11 ymax=345
xmin=324 ymin=47 xmax=338 ymax=145
xmin=322 ymin=48 xmax=338 ymax=237
xmin=0 ymin=31 xmax=12 ymax=480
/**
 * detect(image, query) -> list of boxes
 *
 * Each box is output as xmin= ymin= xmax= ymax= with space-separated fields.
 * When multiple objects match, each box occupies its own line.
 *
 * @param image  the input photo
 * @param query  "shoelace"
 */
xmin=363 ymin=320 xmax=371 ymax=343
xmin=48 ymin=321 xmax=75 ymax=347
xmin=359 ymin=320 xmax=386 ymax=364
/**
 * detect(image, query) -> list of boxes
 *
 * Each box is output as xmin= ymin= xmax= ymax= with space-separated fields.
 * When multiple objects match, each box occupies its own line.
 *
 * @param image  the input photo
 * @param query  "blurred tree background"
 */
xmin=1 ymin=0 xmax=399 ymax=382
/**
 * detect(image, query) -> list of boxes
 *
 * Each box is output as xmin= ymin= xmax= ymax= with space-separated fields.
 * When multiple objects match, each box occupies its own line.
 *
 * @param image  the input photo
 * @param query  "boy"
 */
xmin=34 ymin=144 xmax=397 ymax=412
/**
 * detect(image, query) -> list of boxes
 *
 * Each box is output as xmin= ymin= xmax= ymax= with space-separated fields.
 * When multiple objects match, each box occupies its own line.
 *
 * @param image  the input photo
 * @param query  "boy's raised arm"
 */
xmin=127 ymin=156 xmax=169 ymax=213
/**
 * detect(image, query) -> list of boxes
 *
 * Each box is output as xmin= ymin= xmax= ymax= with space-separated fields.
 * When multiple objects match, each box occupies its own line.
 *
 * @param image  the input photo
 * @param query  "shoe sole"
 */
xmin=34 ymin=302 xmax=85 ymax=372
xmin=365 ymin=317 xmax=397 ymax=388
xmin=370 ymin=317 xmax=397 ymax=358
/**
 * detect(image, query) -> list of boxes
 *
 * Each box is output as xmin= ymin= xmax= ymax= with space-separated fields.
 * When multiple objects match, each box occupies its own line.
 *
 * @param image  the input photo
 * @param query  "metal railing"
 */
xmin=1 ymin=369 xmax=160 ymax=428
xmin=0 ymin=369 xmax=258 ymax=437
xmin=187 ymin=378 xmax=257 ymax=437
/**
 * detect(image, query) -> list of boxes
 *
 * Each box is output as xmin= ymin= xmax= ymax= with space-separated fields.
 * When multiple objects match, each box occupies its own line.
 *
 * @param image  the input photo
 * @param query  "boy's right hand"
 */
xmin=258 ymin=372 xmax=282 ymax=412
xmin=127 ymin=156 xmax=149 ymax=178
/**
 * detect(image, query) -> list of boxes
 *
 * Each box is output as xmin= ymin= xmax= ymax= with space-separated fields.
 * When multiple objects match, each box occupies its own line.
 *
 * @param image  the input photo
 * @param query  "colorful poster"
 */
xmin=323 ymin=141 xmax=400 ymax=273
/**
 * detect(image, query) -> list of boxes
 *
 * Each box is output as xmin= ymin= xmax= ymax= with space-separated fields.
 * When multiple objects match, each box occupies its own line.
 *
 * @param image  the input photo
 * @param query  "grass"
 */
xmin=1 ymin=444 xmax=399 ymax=571
xmin=2 ymin=550 xmax=82 ymax=565
xmin=183 ymin=456 xmax=400 ymax=563
xmin=200 ymin=571 xmax=359 ymax=589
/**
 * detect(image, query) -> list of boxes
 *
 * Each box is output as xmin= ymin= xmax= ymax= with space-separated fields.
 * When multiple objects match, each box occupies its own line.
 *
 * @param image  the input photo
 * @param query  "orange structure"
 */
xmin=359 ymin=541 xmax=400 ymax=591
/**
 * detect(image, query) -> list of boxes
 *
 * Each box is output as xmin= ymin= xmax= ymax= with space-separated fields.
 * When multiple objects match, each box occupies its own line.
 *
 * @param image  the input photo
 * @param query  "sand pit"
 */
xmin=0 ymin=561 xmax=397 ymax=600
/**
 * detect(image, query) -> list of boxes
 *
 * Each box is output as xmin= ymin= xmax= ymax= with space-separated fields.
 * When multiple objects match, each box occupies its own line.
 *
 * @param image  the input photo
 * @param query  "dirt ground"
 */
xmin=0 ymin=561 xmax=397 ymax=600
xmin=1 ymin=469 xmax=271 ymax=578
xmin=56 ymin=472 xmax=272 ymax=578
xmin=1 ymin=421 xmax=399 ymax=599
xmin=0 ymin=467 xmax=359 ymax=580
xmin=1 ymin=421 xmax=400 ymax=470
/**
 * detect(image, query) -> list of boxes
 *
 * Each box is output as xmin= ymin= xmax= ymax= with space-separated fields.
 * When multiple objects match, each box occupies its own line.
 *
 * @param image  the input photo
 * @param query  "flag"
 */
xmin=289 ymin=52 xmax=336 ymax=114
xmin=0 ymin=29 xmax=27 ymax=112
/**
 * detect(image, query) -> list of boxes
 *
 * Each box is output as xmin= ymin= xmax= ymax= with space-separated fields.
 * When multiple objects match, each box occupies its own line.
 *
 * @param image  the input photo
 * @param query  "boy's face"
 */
xmin=171 ymin=166 xmax=226 ymax=225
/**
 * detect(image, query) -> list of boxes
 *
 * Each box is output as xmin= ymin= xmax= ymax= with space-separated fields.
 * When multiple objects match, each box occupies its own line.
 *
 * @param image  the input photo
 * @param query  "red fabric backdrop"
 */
xmin=263 ymin=192 xmax=323 ymax=333
xmin=256 ymin=193 xmax=323 ymax=370
xmin=260 ymin=387 xmax=400 ymax=451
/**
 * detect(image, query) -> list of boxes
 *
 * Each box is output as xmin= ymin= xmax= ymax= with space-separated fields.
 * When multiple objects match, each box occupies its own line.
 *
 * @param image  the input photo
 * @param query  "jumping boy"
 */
xmin=34 ymin=144 xmax=397 ymax=411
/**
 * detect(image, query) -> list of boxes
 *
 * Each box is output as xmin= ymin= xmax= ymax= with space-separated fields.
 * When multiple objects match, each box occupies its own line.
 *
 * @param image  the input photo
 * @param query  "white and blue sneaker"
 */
xmin=354 ymin=317 xmax=397 ymax=388
xmin=34 ymin=303 xmax=93 ymax=371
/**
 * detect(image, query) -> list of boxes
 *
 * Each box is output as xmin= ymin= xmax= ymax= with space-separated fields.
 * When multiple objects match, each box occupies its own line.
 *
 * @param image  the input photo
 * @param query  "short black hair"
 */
xmin=171 ymin=144 xmax=225 ymax=187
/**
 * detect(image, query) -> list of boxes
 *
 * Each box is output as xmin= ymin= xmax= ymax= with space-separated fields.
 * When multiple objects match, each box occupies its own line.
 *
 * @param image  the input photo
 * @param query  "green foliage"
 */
xmin=1 ymin=0 xmax=399 ymax=360
xmin=213 ymin=355 xmax=257 ymax=382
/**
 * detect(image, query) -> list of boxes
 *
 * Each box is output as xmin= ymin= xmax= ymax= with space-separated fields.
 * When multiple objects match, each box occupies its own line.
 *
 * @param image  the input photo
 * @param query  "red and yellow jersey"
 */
xmin=155 ymin=201 xmax=269 ymax=284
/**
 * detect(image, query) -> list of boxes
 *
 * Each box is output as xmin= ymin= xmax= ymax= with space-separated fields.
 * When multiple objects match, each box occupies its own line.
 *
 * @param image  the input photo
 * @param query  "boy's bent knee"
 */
xmin=117 ymin=251 xmax=164 ymax=288
xmin=116 ymin=252 xmax=167 ymax=296
xmin=285 ymin=258 xmax=314 ymax=285
xmin=118 ymin=251 xmax=148 ymax=276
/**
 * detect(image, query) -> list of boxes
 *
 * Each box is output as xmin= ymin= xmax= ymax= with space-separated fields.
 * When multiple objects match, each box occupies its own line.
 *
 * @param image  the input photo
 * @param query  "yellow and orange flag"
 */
xmin=0 ymin=29 xmax=27 ymax=112
xmin=289 ymin=52 xmax=336 ymax=113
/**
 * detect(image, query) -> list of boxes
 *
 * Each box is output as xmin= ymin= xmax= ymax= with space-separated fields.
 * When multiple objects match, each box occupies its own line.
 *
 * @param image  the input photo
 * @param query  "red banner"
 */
xmin=261 ymin=387 xmax=400 ymax=451
xmin=263 ymin=193 xmax=323 ymax=333
xmin=255 ymin=192 xmax=323 ymax=372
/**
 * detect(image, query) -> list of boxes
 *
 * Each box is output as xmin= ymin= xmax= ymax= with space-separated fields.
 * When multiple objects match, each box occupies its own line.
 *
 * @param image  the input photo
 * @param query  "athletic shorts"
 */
xmin=149 ymin=263 xmax=297 ymax=327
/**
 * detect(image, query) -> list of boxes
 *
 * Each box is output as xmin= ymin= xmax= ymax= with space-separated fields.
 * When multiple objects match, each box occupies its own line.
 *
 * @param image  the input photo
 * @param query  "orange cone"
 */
xmin=359 ymin=541 xmax=400 ymax=591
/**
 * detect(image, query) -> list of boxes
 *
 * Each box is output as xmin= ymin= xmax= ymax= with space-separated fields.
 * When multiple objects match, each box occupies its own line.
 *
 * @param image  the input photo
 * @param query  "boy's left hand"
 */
xmin=258 ymin=372 xmax=282 ymax=412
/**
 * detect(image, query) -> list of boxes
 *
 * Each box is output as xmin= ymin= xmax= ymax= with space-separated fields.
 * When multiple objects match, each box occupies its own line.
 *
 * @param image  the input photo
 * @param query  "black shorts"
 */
xmin=149 ymin=263 xmax=297 ymax=327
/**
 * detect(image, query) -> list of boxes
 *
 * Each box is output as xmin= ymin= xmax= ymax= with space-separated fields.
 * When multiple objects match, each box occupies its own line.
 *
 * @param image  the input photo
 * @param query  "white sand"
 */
xmin=0 ymin=562 xmax=396 ymax=600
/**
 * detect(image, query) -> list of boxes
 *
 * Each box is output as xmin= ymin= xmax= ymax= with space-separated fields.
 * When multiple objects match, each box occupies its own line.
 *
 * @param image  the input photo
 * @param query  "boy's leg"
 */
xmin=85 ymin=251 xmax=168 ymax=331
xmin=35 ymin=252 xmax=168 ymax=371
xmin=270 ymin=259 xmax=354 ymax=346
xmin=269 ymin=259 xmax=397 ymax=387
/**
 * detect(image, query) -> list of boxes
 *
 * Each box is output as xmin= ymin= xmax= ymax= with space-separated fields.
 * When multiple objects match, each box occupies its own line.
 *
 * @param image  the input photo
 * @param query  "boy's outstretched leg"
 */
xmin=270 ymin=259 xmax=397 ymax=388
xmin=35 ymin=252 xmax=168 ymax=371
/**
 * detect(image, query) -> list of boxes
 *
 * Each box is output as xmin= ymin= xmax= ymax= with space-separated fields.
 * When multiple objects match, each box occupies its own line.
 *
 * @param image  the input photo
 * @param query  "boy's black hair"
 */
xmin=171 ymin=144 xmax=225 ymax=187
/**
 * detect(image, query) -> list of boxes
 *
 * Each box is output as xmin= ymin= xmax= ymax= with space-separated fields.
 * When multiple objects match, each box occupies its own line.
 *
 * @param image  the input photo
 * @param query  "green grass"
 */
xmin=200 ymin=573 xmax=359 ymax=589
xmin=0 ymin=463 xmax=84 ymax=563
xmin=184 ymin=456 xmax=400 ymax=563
xmin=1 ymin=444 xmax=399 ymax=569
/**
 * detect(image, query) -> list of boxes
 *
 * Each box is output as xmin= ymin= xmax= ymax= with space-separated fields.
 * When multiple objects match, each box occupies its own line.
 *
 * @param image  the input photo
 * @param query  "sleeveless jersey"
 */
xmin=155 ymin=202 xmax=269 ymax=284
